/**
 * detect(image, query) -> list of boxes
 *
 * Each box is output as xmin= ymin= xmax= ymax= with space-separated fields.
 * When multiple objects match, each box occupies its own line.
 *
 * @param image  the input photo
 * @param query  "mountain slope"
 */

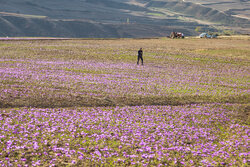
xmin=0 ymin=14 xmax=194 ymax=38
xmin=146 ymin=0 xmax=249 ymax=26
xmin=0 ymin=0 xmax=249 ymax=37
xmin=185 ymin=0 xmax=250 ymax=20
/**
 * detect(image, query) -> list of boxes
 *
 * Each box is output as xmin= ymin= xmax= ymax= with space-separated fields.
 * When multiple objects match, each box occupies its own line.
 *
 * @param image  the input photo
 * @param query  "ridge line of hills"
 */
xmin=0 ymin=0 xmax=249 ymax=38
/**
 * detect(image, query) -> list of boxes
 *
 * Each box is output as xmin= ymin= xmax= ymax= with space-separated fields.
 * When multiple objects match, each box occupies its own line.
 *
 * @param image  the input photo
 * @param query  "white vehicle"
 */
xmin=199 ymin=33 xmax=217 ymax=38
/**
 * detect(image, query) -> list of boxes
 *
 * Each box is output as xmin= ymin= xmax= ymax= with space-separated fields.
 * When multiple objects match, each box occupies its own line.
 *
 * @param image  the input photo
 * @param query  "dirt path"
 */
xmin=0 ymin=37 xmax=73 ymax=41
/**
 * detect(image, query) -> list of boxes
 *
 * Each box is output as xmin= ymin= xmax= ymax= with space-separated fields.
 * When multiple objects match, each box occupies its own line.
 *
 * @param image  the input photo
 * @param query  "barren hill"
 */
xmin=0 ymin=0 xmax=249 ymax=37
xmin=186 ymin=0 xmax=250 ymax=19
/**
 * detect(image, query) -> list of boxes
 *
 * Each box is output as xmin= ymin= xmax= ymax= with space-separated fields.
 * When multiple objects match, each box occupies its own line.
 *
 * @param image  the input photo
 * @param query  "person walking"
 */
xmin=137 ymin=48 xmax=143 ymax=65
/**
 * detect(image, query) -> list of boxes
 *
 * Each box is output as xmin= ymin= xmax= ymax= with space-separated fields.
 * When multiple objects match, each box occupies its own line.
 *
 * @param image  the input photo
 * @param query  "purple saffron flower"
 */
xmin=33 ymin=142 xmax=39 ymax=150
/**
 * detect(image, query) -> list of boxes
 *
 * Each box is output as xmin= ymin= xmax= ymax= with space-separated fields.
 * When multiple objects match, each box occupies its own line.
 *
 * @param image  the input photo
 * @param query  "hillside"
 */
xmin=186 ymin=0 xmax=250 ymax=19
xmin=0 ymin=0 xmax=249 ymax=37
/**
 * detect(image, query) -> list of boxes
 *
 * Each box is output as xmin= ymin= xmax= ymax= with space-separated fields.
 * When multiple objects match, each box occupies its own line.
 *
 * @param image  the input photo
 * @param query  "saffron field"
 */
xmin=0 ymin=38 xmax=249 ymax=166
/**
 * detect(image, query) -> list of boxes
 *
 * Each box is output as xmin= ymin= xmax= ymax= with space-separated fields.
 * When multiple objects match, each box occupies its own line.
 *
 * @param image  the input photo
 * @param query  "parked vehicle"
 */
xmin=170 ymin=32 xmax=184 ymax=39
xmin=199 ymin=33 xmax=217 ymax=38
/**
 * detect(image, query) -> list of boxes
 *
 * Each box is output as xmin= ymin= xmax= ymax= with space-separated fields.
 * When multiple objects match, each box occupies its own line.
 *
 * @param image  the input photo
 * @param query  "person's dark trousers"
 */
xmin=137 ymin=55 xmax=143 ymax=65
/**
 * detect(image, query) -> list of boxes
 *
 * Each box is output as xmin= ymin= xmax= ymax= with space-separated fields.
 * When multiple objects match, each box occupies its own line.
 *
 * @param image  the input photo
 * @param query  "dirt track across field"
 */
xmin=0 ymin=37 xmax=73 ymax=41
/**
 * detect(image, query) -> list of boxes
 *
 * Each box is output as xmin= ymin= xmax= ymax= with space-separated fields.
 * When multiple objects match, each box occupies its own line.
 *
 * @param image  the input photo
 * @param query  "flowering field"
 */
xmin=0 ymin=38 xmax=249 ymax=166
xmin=0 ymin=38 xmax=249 ymax=108
xmin=0 ymin=105 xmax=249 ymax=166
